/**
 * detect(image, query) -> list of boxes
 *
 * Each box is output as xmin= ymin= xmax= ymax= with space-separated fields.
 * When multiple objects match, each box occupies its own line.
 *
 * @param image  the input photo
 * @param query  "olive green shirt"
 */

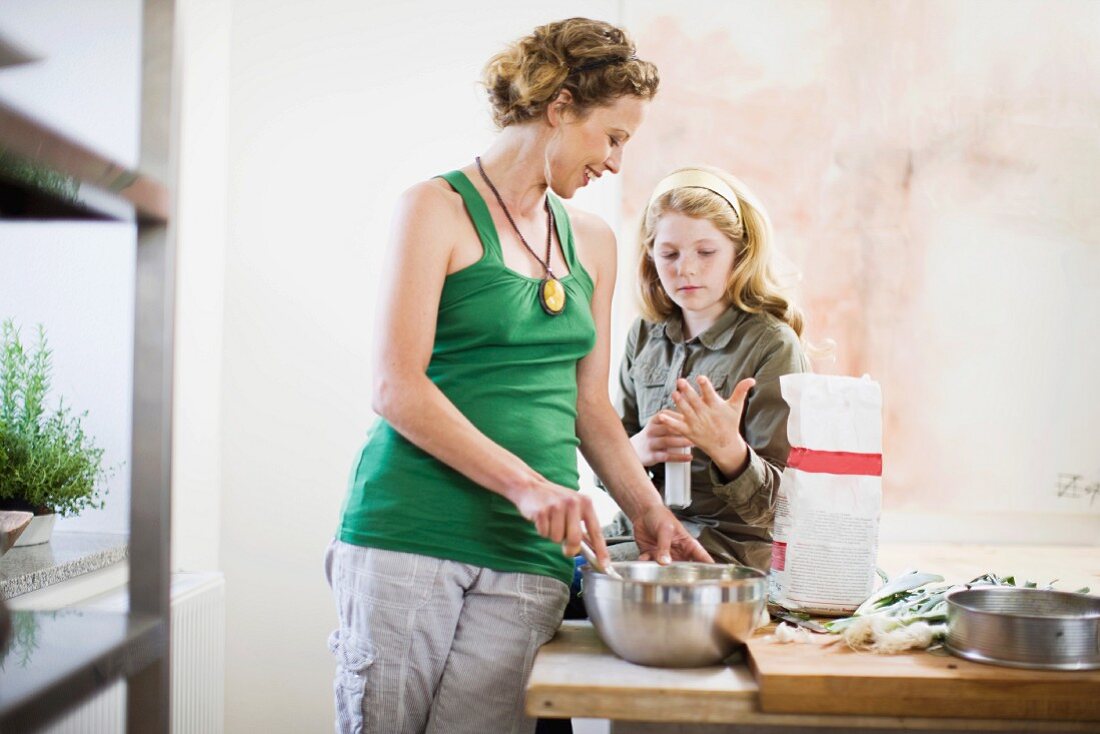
xmin=606 ymin=307 xmax=809 ymax=570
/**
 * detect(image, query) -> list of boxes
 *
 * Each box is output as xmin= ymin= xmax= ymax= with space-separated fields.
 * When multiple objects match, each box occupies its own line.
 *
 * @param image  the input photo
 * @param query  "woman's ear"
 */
xmin=547 ymin=89 xmax=575 ymax=127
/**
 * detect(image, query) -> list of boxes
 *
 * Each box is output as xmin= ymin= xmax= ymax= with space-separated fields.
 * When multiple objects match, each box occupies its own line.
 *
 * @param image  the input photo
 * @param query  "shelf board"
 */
xmin=0 ymin=35 xmax=39 ymax=69
xmin=0 ymin=98 xmax=169 ymax=223
xmin=0 ymin=609 xmax=165 ymax=732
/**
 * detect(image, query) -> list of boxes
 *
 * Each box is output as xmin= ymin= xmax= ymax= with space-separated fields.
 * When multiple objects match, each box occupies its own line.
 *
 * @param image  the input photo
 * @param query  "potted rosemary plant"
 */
xmin=0 ymin=319 xmax=109 ymax=545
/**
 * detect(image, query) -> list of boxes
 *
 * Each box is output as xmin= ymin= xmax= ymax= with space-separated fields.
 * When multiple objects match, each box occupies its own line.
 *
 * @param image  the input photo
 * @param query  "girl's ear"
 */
xmin=547 ymin=89 xmax=575 ymax=127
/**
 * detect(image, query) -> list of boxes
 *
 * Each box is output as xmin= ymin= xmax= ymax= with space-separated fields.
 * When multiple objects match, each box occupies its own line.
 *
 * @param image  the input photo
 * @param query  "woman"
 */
xmin=326 ymin=18 xmax=710 ymax=734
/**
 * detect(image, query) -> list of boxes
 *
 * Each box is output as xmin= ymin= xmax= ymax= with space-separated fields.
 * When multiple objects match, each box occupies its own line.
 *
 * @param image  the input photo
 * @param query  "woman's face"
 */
xmin=652 ymin=210 xmax=737 ymax=321
xmin=548 ymin=95 xmax=647 ymax=198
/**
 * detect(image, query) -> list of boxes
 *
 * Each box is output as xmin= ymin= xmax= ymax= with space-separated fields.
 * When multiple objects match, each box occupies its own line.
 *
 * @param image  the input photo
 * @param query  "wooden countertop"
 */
xmin=526 ymin=543 xmax=1100 ymax=731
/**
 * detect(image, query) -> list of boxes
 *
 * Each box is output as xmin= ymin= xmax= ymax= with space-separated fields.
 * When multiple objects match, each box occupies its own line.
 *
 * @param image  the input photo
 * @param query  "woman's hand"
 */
xmin=510 ymin=480 xmax=610 ymax=565
xmin=662 ymin=376 xmax=756 ymax=479
xmin=629 ymin=416 xmax=695 ymax=467
xmin=632 ymin=503 xmax=713 ymax=564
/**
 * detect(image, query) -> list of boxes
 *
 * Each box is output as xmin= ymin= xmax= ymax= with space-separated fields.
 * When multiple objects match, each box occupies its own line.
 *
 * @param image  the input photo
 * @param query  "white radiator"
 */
xmin=39 ymin=681 xmax=126 ymax=734
xmin=39 ymin=572 xmax=225 ymax=734
xmin=168 ymin=573 xmax=226 ymax=734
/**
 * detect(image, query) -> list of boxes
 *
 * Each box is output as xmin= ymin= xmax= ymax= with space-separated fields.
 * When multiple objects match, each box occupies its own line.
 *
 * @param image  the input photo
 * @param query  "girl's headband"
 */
xmin=646 ymin=169 xmax=743 ymax=222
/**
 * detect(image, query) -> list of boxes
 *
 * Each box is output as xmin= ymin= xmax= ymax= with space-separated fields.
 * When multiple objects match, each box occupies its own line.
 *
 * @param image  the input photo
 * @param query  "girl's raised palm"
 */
xmin=659 ymin=375 xmax=756 ymax=475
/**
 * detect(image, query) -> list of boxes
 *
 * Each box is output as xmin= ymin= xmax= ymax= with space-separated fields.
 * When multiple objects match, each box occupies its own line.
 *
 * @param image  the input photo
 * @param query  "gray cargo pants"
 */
xmin=325 ymin=539 xmax=569 ymax=734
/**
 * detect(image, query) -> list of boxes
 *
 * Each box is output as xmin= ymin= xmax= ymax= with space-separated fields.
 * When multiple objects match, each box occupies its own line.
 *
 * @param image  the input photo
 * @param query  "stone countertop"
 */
xmin=0 ymin=532 xmax=128 ymax=599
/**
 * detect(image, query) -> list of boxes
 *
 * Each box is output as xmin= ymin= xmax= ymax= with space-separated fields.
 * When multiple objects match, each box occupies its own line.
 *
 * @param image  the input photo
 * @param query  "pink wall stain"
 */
xmin=624 ymin=3 xmax=1100 ymax=511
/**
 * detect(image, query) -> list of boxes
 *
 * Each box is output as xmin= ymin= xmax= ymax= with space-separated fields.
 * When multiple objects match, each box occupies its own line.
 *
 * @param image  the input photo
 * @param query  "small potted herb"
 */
xmin=0 ymin=319 xmax=110 ymax=544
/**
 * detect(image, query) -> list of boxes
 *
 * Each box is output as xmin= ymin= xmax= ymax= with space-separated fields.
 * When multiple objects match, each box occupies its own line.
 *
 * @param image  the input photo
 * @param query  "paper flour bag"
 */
xmin=769 ymin=373 xmax=883 ymax=616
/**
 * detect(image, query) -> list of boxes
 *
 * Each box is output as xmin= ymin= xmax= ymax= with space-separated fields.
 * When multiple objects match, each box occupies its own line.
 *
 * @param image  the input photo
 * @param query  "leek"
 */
xmin=818 ymin=572 xmax=1090 ymax=651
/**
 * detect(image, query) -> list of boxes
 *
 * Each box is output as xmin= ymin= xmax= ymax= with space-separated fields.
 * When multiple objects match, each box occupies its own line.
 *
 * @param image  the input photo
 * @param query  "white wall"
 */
xmin=171 ymin=0 xmax=231 ymax=572
xmin=0 ymin=0 xmax=140 ymax=535
xmin=0 ymin=224 xmax=135 ymax=534
xmin=0 ymin=0 xmax=230 ymax=555
xmin=221 ymin=2 xmax=623 ymax=730
xmin=0 ymin=0 xmax=141 ymax=168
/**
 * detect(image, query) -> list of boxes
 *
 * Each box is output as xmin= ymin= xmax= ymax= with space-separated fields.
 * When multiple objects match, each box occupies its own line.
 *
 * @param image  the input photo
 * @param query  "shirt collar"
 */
xmin=660 ymin=307 xmax=743 ymax=350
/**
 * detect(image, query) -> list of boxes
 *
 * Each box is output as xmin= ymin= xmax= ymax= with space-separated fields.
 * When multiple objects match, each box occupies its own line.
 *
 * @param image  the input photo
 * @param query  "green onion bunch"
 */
xmin=823 ymin=570 xmax=1092 ymax=639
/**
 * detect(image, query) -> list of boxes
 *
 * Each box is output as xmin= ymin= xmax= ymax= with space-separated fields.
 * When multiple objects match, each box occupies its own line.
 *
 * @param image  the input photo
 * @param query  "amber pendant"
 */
xmin=539 ymin=277 xmax=566 ymax=316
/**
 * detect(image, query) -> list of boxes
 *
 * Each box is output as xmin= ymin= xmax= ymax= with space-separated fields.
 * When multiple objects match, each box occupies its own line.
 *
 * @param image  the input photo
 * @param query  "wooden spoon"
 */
xmin=580 ymin=539 xmax=623 ymax=580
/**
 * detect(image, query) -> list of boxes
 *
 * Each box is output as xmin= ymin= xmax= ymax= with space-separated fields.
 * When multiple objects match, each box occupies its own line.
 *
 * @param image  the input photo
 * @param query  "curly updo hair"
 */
xmin=483 ymin=18 xmax=659 ymax=128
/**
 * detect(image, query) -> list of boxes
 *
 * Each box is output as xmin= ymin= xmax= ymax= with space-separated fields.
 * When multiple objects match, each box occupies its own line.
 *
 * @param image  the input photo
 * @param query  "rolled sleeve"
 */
xmin=707 ymin=446 xmax=781 ymax=527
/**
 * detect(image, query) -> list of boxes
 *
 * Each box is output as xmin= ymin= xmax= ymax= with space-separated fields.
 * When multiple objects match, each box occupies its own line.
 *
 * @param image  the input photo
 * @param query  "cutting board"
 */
xmin=747 ymin=624 xmax=1100 ymax=721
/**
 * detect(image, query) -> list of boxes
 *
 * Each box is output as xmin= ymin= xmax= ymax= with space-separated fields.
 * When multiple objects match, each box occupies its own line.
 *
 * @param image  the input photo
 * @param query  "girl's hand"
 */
xmin=629 ymin=417 xmax=695 ymax=467
xmin=510 ymin=479 xmax=610 ymax=565
xmin=664 ymin=376 xmax=756 ymax=478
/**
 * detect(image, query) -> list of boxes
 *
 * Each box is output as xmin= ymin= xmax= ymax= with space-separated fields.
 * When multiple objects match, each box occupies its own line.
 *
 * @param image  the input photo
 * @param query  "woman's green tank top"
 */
xmin=338 ymin=170 xmax=597 ymax=585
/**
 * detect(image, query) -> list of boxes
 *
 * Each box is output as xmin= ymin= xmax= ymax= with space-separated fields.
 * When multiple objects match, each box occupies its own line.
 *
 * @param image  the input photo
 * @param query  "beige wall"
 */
xmin=621 ymin=0 xmax=1100 ymax=542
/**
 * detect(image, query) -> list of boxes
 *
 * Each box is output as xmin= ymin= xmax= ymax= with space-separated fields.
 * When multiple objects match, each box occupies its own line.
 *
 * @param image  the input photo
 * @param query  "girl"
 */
xmin=326 ymin=20 xmax=710 ymax=734
xmin=607 ymin=165 xmax=809 ymax=571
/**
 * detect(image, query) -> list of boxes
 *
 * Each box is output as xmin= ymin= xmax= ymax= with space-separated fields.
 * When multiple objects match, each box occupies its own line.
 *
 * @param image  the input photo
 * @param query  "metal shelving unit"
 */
xmin=0 ymin=1 xmax=178 ymax=731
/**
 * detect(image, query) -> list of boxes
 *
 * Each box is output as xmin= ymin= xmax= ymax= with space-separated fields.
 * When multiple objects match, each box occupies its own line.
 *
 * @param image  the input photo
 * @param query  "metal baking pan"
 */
xmin=946 ymin=587 xmax=1100 ymax=670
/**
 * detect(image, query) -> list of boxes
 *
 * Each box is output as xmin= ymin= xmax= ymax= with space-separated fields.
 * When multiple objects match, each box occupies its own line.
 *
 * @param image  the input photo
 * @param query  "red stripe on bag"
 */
xmin=771 ymin=541 xmax=787 ymax=571
xmin=787 ymin=447 xmax=882 ymax=476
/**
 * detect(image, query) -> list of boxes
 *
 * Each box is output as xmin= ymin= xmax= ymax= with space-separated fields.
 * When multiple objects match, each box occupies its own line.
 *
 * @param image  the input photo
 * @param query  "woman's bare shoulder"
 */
xmin=387 ymin=177 xmax=470 ymax=255
xmin=563 ymin=203 xmax=616 ymax=281
xmin=372 ymin=179 xmax=470 ymax=282
xmin=563 ymin=203 xmax=615 ymax=246
xmin=399 ymin=177 xmax=464 ymax=220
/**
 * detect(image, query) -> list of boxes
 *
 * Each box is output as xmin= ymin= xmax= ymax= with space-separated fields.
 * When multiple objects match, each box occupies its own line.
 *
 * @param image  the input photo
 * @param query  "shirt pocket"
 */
xmin=696 ymin=364 xmax=733 ymax=399
xmin=631 ymin=362 xmax=673 ymax=423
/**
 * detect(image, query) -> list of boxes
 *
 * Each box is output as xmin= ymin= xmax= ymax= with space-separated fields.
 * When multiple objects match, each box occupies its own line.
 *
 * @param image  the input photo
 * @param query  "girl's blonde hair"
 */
xmin=482 ymin=18 xmax=659 ymax=128
xmin=638 ymin=165 xmax=804 ymax=337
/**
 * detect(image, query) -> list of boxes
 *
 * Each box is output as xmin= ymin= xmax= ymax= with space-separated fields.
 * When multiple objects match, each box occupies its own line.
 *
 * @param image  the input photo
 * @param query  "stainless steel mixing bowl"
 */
xmin=581 ymin=561 xmax=767 ymax=668
xmin=946 ymin=587 xmax=1100 ymax=670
